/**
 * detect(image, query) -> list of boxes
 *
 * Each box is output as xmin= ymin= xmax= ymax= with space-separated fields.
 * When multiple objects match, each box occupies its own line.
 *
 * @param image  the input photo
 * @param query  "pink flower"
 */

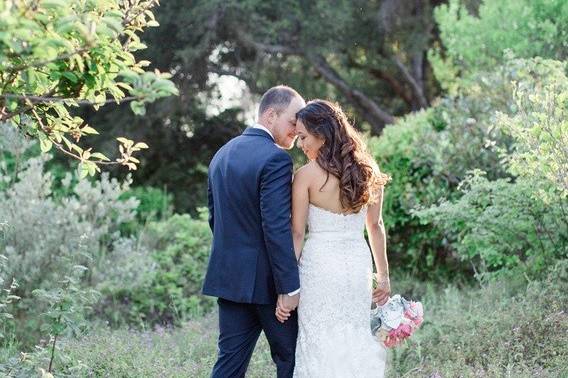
xmin=404 ymin=301 xmax=424 ymax=328
xmin=381 ymin=298 xmax=424 ymax=348
xmin=384 ymin=334 xmax=398 ymax=348
xmin=411 ymin=302 xmax=424 ymax=317
xmin=398 ymin=323 xmax=413 ymax=338
xmin=412 ymin=316 xmax=423 ymax=327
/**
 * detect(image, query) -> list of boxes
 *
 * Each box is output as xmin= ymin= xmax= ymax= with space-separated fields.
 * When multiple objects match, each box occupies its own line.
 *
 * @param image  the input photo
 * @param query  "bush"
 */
xmin=118 ymin=186 xmax=174 ymax=235
xmin=387 ymin=259 xmax=568 ymax=377
xmin=369 ymin=67 xmax=515 ymax=279
xmin=0 ymin=124 xmax=152 ymax=347
xmin=430 ymin=0 xmax=568 ymax=92
xmin=415 ymin=58 xmax=568 ymax=278
xmin=370 ymin=57 xmax=568 ymax=279
xmin=96 ymin=212 xmax=214 ymax=326
xmin=415 ymin=173 xmax=568 ymax=277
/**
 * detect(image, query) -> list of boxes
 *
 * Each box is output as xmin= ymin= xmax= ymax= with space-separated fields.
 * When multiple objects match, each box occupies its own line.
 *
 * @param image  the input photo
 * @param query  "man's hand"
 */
xmin=373 ymin=275 xmax=390 ymax=306
xmin=275 ymin=293 xmax=299 ymax=323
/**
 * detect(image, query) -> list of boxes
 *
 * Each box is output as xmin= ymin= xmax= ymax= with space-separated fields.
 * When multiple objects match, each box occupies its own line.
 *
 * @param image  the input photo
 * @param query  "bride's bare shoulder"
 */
xmin=294 ymin=161 xmax=319 ymax=176
xmin=295 ymin=161 xmax=323 ymax=180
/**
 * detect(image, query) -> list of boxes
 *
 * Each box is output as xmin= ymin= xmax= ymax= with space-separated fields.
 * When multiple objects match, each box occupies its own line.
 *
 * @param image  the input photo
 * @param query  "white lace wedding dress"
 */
xmin=293 ymin=204 xmax=387 ymax=378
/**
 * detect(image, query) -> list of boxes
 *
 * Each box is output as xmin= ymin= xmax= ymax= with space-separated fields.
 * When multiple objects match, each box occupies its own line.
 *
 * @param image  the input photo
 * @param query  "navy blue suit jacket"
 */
xmin=202 ymin=127 xmax=300 ymax=304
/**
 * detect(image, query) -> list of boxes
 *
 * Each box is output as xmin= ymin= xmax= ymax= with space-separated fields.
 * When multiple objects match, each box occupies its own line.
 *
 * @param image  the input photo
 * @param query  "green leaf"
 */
xmin=102 ymin=16 xmax=123 ymax=34
xmin=87 ymin=162 xmax=97 ymax=176
xmin=40 ymin=138 xmax=53 ymax=153
xmin=78 ymin=163 xmax=90 ymax=179
xmin=116 ymin=137 xmax=131 ymax=145
xmin=62 ymin=72 xmax=79 ymax=83
xmin=42 ymin=0 xmax=67 ymax=9
xmin=89 ymin=152 xmax=110 ymax=161
xmin=81 ymin=126 xmax=99 ymax=135
xmin=130 ymin=101 xmax=146 ymax=115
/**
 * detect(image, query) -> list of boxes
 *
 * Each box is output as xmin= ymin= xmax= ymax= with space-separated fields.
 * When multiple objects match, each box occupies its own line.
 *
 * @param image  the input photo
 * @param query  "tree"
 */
xmin=64 ymin=0 xmax=448 ymax=212
xmin=430 ymin=0 xmax=568 ymax=92
xmin=140 ymin=0 xmax=445 ymax=135
xmin=0 ymin=0 xmax=178 ymax=177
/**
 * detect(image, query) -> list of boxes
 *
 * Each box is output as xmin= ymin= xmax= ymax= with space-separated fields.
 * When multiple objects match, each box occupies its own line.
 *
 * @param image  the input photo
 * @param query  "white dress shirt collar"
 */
xmin=252 ymin=123 xmax=274 ymax=141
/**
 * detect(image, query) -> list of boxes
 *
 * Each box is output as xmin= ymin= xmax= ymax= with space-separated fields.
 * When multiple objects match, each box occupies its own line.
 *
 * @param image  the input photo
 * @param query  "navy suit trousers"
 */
xmin=211 ymin=298 xmax=298 ymax=378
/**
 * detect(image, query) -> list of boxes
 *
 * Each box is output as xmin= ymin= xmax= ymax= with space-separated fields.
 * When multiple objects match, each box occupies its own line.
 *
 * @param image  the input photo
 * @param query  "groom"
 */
xmin=203 ymin=85 xmax=306 ymax=378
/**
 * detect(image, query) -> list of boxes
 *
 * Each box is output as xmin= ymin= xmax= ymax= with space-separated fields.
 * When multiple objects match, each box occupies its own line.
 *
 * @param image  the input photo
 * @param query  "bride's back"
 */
xmin=304 ymin=161 xmax=355 ymax=215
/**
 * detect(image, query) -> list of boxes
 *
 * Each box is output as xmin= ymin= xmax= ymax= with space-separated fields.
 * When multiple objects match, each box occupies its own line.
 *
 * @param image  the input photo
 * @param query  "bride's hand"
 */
xmin=372 ymin=274 xmax=390 ymax=305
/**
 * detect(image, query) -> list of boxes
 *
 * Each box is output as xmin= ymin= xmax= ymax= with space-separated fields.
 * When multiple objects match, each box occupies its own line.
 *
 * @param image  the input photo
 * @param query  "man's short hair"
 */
xmin=258 ymin=85 xmax=301 ymax=118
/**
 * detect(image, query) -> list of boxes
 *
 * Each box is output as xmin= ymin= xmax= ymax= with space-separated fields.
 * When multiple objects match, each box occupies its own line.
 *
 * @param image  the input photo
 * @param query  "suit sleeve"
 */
xmin=259 ymin=151 xmax=301 ymax=294
xmin=207 ymin=172 xmax=214 ymax=233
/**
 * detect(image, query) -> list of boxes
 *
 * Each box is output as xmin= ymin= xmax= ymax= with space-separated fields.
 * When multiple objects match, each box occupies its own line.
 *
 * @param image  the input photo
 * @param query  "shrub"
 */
xmin=415 ymin=173 xmax=568 ymax=277
xmin=118 ymin=186 xmax=174 ymax=235
xmin=370 ymin=57 xmax=568 ymax=279
xmin=430 ymin=0 xmax=568 ymax=92
xmin=96 ymin=211 xmax=214 ymax=326
xmin=415 ymin=58 xmax=568 ymax=278
xmin=369 ymin=67 xmax=515 ymax=279
xmin=0 ymin=125 xmax=151 ymax=346
xmin=387 ymin=259 xmax=568 ymax=377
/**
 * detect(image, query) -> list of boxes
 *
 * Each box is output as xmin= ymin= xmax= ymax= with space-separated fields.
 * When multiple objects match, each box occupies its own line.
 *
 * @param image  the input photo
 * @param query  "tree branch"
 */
xmin=304 ymin=52 xmax=395 ymax=130
xmin=368 ymin=67 xmax=414 ymax=107
xmin=231 ymin=27 xmax=396 ymax=132
xmin=3 ymin=47 xmax=91 ymax=74
xmin=0 ymin=93 xmax=141 ymax=123
xmin=122 ymin=0 xmax=160 ymax=27
xmin=393 ymin=56 xmax=428 ymax=109
xmin=234 ymin=29 xmax=299 ymax=55
xmin=1 ymin=93 xmax=139 ymax=105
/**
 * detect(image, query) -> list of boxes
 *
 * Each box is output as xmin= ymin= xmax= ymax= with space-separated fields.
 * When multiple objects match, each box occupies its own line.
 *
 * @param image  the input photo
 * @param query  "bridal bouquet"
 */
xmin=370 ymin=295 xmax=423 ymax=348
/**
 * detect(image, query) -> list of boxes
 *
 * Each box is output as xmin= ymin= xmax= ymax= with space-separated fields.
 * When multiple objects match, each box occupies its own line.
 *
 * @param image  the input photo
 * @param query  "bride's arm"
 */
xmin=365 ymin=186 xmax=390 ymax=302
xmin=292 ymin=166 xmax=310 ymax=261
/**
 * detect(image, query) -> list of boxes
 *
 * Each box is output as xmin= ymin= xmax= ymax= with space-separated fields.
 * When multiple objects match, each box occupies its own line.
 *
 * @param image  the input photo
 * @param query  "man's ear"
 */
xmin=265 ymin=108 xmax=277 ymax=125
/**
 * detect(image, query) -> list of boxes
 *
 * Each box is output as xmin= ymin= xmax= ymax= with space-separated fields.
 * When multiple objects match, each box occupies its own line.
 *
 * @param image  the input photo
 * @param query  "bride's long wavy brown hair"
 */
xmin=296 ymin=100 xmax=390 ymax=213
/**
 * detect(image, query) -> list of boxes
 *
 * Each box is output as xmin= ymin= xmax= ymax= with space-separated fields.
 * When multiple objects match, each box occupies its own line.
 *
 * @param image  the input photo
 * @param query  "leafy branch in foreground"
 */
xmin=0 ymin=0 xmax=178 ymax=177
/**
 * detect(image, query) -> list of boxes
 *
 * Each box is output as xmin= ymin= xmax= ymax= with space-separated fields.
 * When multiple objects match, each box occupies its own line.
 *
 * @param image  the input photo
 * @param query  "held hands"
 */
xmin=275 ymin=293 xmax=299 ymax=323
xmin=372 ymin=273 xmax=391 ymax=306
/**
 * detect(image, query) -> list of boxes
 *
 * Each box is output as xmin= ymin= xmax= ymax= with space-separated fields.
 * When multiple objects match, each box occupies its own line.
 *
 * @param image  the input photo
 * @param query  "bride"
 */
xmin=276 ymin=100 xmax=391 ymax=377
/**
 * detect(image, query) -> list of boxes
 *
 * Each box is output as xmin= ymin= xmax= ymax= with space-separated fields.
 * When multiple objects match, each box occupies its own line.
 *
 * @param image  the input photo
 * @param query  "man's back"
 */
xmin=203 ymin=127 xmax=299 ymax=304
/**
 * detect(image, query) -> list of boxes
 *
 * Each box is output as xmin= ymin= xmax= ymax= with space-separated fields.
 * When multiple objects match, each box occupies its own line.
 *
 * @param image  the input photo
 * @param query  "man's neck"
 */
xmin=253 ymin=122 xmax=275 ymax=140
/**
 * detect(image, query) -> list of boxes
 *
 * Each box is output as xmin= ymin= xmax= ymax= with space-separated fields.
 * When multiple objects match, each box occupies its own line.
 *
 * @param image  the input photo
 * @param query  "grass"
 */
xmin=56 ymin=316 xmax=277 ymax=377
xmin=2 ymin=260 xmax=567 ymax=377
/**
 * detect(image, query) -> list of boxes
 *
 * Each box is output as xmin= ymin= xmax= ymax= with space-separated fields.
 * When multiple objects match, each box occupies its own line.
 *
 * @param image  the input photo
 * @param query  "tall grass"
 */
xmin=21 ymin=260 xmax=566 ymax=377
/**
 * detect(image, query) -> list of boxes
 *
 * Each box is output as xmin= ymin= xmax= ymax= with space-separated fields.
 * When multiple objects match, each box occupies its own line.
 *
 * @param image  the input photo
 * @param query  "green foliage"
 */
xmin=118 ymin=186 xmax=173 ymax=235
xmin=0 ymin=253 xmax=20 ymax=343
xmin=81 ymin=103 xmax=246 ymax=213
xmin=369 ymin=64 xmax=517 ymax=278
xmin=496 ymin=58 xmax=568 ymax=195
xmin=414 ymin=58 xmax=568 ymax=278
xmin=370 ymin=55 xmax=568 ymax=279
xmin=96 ymin=212 xmax=214 ymax=327
xmin=121 ymin=186 xmax=173 ymax=221
xmin=138 ymin=0 xmax=440 ymax=135
xmin=0 ymin=0 xmax=178 ymax=173
xmin=0 ymin=127 xmax=151 ymax=347
xmin=10 ymin=265 xmax=566 ymax=377
xmin=431 ymin=0 xmax=568 ymax=91
xmin=416 ymin=172 xmax=568 ymax=276
xmin=32 ymin=262 xmax=100 ymax=375
xmin=370 ymin=110 xmax=455 ymax=278
xmin=387 ymin=260 xmax=568 ymax=377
